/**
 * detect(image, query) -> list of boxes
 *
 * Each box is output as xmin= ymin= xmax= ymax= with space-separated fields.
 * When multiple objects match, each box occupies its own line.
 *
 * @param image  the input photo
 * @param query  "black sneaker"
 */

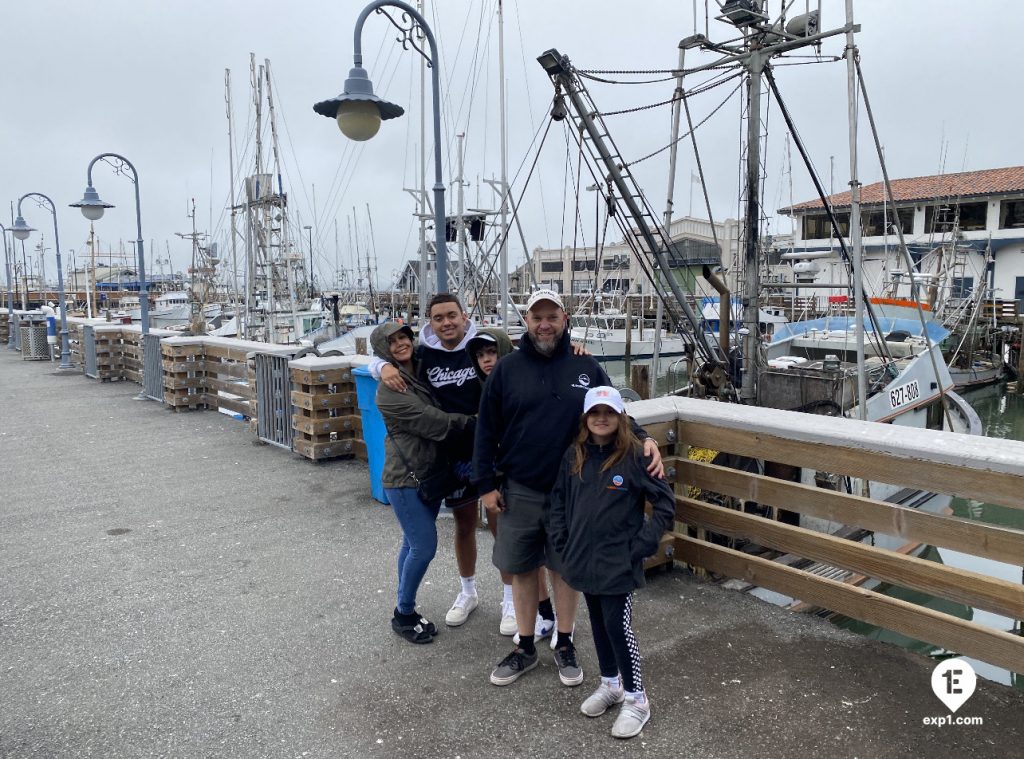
xmin=553 ymin=644 xmax=584 ymax=686
xmin=489 ymin=647 xmax=539 ymax=686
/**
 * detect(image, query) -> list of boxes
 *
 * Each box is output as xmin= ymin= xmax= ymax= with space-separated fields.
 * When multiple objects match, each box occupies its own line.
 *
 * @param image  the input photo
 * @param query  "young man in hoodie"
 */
xmin=473 ymin=289 xmax=664 ymax=688
xmin=370 ymin=294 xmax=486 ymax=628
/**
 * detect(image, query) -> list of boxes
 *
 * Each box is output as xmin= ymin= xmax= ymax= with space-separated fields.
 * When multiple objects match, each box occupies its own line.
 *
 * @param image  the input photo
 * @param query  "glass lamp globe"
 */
xmin=337 ymin=100 xmax=382 ymax=141
xmin=81 ymin=204 xmax=105 ymax=222
xmin=12 ymin=216 xmax=32 ymax=240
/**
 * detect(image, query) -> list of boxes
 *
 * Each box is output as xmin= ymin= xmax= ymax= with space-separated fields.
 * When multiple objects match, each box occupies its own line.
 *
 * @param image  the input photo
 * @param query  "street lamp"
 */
xmin=12 ymin=193 xmax=73 ymax=369
xmin=1 ymin=223 xmax=15 ymax=349
xmin=314 ymin=0 xmax=449 ymax=293
xmin=71 ymin=153 xmax=149 ymax=336
xmin=71 ymin=153 xmax=152 ymax=400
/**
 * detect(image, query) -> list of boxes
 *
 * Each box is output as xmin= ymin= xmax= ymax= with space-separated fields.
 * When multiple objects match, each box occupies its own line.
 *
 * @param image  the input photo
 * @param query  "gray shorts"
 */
xmin=491 ymin=479 xmax=564 ymax=575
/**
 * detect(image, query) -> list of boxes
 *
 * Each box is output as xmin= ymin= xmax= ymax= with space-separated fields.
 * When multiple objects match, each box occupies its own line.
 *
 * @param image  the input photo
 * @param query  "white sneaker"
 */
xmin=580 ymin=681 xmax=625 ymax=717
xmin=611 ymin=696 xmax=651 ymax=739
xmin=499 ymin=600 xmax=517 ymax=636
xmin=513 ymin=614 xmax=557 ymax=646
xmin=444 ymin=591 xmax=479 ymax=626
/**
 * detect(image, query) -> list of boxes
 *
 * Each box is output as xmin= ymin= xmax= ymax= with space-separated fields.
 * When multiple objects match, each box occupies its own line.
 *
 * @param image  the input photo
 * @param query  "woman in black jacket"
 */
xmin=548 ymin=386 xmax=675 ymax=739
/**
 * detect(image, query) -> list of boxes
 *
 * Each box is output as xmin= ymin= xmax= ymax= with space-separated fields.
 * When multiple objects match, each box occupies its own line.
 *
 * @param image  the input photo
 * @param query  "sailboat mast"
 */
xmin=497 ymin=0 xmax=510 ymax=325
xmin=844 ymin=0 xmax=867 ymax=419
xmin=264 ymin=58 xmax=301 ymax=342
xmin=225 ymin=68 xmax=242 ymax=338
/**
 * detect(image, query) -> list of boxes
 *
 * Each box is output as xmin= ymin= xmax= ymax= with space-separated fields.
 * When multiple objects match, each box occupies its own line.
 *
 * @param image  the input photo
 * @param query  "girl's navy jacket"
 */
xmin=548 ymin=441 xmax=676 ymax=596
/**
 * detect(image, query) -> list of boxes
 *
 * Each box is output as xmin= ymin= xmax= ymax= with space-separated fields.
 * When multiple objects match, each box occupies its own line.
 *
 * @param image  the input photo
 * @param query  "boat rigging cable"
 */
xmin=762 ymin=65 xmax=895 ymax=379
xmin=853 ymin=56 xmax=953 ymax=425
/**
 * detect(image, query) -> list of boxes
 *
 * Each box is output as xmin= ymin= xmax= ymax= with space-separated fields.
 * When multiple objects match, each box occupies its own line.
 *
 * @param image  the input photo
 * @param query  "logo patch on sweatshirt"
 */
xmin=607 ymin=474 xmax=627 ymax=491
xmin=571 ymin=373 xmax=592 ymax=390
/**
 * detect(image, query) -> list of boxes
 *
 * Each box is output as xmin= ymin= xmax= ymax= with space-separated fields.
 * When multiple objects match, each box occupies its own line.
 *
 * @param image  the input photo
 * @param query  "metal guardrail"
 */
xmin=255 ymin=353 xmax=294 ymax=450
xmin=83 ymin=326 xmax=98 ymax=378
xmin=143 ymin=334 xmax=163 ymax=401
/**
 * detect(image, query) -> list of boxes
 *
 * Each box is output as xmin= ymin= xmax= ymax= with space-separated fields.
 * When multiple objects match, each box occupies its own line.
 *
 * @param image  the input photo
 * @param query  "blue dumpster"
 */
xmin=353 ymin=365 xmax=389 ymax=504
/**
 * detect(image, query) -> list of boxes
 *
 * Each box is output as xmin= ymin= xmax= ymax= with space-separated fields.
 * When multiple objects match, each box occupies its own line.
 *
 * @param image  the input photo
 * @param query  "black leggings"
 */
xmin=583 ymin=592 xmax=643 ymax=693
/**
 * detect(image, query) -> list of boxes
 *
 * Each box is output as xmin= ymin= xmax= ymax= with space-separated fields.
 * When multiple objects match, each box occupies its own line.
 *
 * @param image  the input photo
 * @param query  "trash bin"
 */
xmin=353 ymin=365 xmax=389 ymax=505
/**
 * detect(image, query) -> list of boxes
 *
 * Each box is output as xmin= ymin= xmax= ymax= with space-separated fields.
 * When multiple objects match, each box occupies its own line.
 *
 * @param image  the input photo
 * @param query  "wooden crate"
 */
xmin=289 ymin=366 xmax=361 ymax=461
xmin=161 ymin=341 xmax=206 ymax=411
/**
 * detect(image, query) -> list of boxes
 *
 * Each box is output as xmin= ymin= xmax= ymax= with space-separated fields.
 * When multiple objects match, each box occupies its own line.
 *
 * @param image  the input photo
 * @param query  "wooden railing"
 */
xmin=630 ymin=396 xmax=1024 ymax=674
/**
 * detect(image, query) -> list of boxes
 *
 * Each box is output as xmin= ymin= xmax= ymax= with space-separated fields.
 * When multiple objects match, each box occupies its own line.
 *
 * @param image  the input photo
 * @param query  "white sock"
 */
xmin=502 ymin=584 xmax=513 ymax=605
xmin=460 ymin=576 xmax=477 ymax=596
xmin=625 ymin=689 xmax=647 ymax=705
xmin=602 ymin=675 xmax=622 ymax=689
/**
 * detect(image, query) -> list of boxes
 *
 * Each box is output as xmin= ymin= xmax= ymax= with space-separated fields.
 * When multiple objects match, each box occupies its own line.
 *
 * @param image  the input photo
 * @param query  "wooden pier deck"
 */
xmin=1 ymin=349 xmax=1022 ymax=758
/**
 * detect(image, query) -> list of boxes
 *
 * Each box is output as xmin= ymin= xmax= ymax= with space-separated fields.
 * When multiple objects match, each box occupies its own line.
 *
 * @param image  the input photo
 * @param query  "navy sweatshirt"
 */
xmin=473 ymin=329 xmax=616 ymax=494
xmin=548 ymin=442 xmax=676 ymax=595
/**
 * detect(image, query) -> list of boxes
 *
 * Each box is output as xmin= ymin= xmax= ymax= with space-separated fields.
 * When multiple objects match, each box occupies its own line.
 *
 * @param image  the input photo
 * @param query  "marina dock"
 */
xmin=2 ymin=350 xmax=1023 ymax=757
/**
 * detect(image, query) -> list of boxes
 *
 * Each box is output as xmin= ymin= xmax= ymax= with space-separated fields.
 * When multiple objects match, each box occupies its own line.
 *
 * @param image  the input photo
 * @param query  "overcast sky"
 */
xmin=2 ymin=0 xmax=1021 ymax=291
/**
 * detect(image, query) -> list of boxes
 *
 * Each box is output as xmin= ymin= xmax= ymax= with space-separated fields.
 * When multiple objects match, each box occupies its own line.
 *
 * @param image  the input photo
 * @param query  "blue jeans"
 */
xmin=386 ymin=487 xmax=441 ymax=615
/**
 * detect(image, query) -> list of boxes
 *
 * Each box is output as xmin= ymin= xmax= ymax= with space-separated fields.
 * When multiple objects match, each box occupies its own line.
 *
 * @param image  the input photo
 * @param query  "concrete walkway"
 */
xmin=1 ymin=353 xmax=1021 ymax=759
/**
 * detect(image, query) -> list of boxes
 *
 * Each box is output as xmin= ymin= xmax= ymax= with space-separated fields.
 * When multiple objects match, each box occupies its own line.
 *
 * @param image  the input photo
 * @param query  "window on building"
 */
xmin=925 ymin=201 xmax=987 ymax=233
xmin=862 ymin=207 xmax=914 ymax=236
xmin=539 ymin=279 xmax=563 ymax=293
xmin=571 ymin=259 xmax=597 ymax=271
xmin=1000 ymin=199 xmax=1024 ymax=229
xmin=951 ymin=277 xmax=974 ymax=299
xmin=601 ymin=278 xmax=630 ymax=292
xmin=803 ymin=212 xmax=851 ymax=238
xmin=540 ymin=260 xmax=564 ymax=272
xmin=801 ymin=213 xmax=830 ymax=239
xmin=571 ymin=279 xmax=594 ymax=294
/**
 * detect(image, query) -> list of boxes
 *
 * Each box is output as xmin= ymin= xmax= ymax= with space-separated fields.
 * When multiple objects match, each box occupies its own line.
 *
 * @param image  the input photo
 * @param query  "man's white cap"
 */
xmin=525 ymin=288 xmax=565 ymax=312
xmin=583 ymin=385 xmax=625 ymax=414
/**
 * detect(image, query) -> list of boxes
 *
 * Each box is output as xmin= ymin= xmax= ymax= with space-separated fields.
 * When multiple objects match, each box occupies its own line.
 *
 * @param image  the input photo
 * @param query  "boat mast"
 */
xmin=264 ymin=58 xmax=302 ymax=343
xmin=654 ymin=42 xmax=688 ymax=397
xmin=844 ymin=0 xmax=867 ymax=419
xmin=497 ymin=0 xmax=509 ymax=324
xmin=225 ymin=68 xmax=242 ymax=338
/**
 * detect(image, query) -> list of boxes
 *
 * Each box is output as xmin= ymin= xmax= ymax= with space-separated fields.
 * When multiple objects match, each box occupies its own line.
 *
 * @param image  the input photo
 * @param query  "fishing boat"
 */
xmin=569 ymin=309 xmax=688 ymax=359
xmin=532 ymin=0 xmax=981 ymax=593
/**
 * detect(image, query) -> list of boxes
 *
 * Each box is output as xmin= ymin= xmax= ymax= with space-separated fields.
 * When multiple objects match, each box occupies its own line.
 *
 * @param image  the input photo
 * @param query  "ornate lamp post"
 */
xmin=313 ymin=0 xmax=448 ymax=293
xmin=71 ymin=153 xmax=149 ymax=336
xmin=71 ymin=153 xmax=153 ymax=400
xmin=12 ymin=194 xmax=73 ymax=369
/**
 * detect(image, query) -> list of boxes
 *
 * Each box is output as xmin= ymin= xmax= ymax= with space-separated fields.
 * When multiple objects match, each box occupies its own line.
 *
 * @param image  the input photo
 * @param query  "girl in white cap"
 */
xmin=548 ymin=386 xmax=675 ymax=739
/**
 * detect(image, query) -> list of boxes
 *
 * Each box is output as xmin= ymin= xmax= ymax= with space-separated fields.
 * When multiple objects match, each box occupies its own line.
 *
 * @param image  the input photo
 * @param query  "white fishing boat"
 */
xmin=148 ymin=291 xmax=191 ymax=327
xmin=569 ymin=310 xmax=688 ymax=359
